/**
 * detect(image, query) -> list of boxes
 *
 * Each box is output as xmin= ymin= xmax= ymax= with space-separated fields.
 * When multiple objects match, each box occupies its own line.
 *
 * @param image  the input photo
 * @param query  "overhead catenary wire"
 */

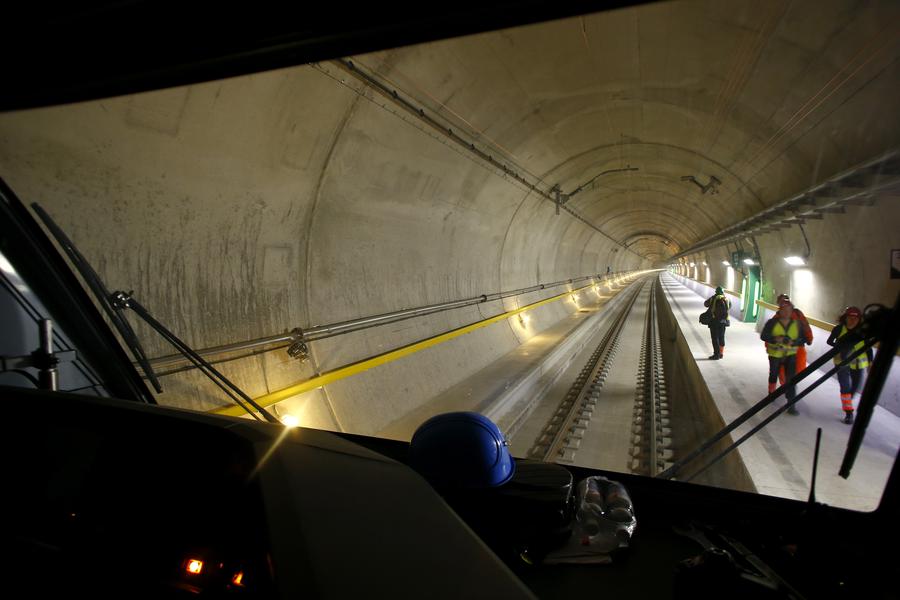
xmin=325 ymin=58 xmax=644 ymax=260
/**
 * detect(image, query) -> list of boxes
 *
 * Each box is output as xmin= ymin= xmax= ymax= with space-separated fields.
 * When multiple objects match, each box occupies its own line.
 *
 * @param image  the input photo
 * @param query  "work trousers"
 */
xmin=709 ymin=323 xmax=726 ymax=355
xmin=769 ymin=355 xmax=797 ymax=401
xmin=837 ymin=367 xmax=864 ymax=396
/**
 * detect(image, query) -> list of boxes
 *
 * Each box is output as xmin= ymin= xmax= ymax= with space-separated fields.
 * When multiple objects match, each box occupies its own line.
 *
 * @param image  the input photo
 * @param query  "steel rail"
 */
xmin=531 ymin=278 xmax=646 ymax=462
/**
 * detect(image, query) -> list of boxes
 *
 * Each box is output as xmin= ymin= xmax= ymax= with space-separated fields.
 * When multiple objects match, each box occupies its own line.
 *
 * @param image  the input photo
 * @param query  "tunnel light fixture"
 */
xmin=743 ymin=258 xmax=756 ymax=265
xmin=721 ymin=261 xmax=730 ymax=266
xmin=702 ymin=261 xmax=708 ymax=266
xmin=281 ymin=414 xmax=300 ymax=428
xmin=783 ymin=256 xmax=806 ymax=266
xmin=689 ymin=262 xmax=695 ymax=267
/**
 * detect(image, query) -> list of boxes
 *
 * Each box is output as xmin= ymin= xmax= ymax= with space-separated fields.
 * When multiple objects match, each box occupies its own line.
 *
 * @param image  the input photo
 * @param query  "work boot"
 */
xmin=843 ymin=411 xmax=854 ymax=425
xmin=708 ymin=353 xmax=721 ymax=360
xmin=786 ymin=402 xmax=799 ymax=415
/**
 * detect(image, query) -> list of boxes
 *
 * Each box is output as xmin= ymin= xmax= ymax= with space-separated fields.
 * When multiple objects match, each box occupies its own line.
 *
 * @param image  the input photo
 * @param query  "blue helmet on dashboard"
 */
xmin=409 ymin=412 xmax=515 ymax=489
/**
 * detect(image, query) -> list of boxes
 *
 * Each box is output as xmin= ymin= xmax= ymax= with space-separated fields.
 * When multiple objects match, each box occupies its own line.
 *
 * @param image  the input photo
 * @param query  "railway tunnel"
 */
xmin=2 ymin=0 xmax=900 ymax=516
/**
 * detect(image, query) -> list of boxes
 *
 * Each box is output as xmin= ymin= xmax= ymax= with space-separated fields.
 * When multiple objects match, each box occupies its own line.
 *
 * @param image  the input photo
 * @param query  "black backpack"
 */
xmin=712 ymin=296 xmax=728 ymax=320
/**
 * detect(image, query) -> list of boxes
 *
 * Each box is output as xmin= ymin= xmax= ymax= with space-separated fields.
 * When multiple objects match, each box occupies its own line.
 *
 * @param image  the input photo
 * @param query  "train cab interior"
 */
xmin=3 ymin=1 xmax=899 ymax=598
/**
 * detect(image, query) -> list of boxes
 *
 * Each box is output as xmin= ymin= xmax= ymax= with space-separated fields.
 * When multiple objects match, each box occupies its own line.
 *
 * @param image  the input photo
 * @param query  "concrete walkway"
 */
xmin=662 ymin=273 xmax=900 ymax=512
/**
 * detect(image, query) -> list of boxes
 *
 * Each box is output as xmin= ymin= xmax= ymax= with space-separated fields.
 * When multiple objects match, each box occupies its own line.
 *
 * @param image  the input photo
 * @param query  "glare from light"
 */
xmin=689 ymin=262 xmax=695 ymax=267
xmin=702 ymin=261 xmax=708 ymax=266
xmin=726 ymin=266 xmax=735 ymax=292
xmin=0 ymin=252 xmax=17 ymax=276
xmin=186 ymin=559 xmax=204 ymax=575
xmin=752 ymin=281 xmax=761 ymax=318
xmin=784 ymin=256 xmax=806 ymax=266
xmin=743 ymin=258 xmax=756 ymax=265
xmin=281 ymin=414 xmax=300 ymax=428
xmin=721 ymin=261 xmax=730 ymax=266
xmin=792 ymin=269 xmax=814 ymax=301
xmin=517 ymin=313 xmax=531 ymax=326
xmin=232 ymin=571 xmax=245 ymax=587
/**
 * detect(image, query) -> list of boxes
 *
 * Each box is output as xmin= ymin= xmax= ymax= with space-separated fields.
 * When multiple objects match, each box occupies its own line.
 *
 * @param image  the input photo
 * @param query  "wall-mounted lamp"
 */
xmin=783 ymin=256 xmax=806 ymax=266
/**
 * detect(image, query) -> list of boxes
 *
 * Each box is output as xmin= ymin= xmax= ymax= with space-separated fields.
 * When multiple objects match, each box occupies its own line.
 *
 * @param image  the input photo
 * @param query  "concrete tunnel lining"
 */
xmin=1 ymin=0 xmax=899 ymax=435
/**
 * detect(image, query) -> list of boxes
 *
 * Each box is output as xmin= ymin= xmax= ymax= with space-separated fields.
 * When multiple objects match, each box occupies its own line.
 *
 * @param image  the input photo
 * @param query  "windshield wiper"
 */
xmin=31 ymin=203 xmax=163 ymax=393
xmin=32 ymin=204 xmax=278 ymax=423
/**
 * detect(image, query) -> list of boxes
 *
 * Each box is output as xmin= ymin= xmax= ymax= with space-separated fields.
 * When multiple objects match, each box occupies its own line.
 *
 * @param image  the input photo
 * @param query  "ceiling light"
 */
xmin=721 ymin=261 xmax=730 ymax=266
xmin=689 ymin=262 xmax=695 ymax=267
xmin=702 ymin=262 xmax=708 ymax=266
xmin=743 ymin=258 xmax=756 ymax=265
xmin=783 ymin=256 xmax=806 ymax=266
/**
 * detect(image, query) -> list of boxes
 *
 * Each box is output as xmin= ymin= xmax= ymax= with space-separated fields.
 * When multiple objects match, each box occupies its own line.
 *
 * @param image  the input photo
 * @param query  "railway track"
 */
xmin=524 ymin=275 xmax=672 ymax=474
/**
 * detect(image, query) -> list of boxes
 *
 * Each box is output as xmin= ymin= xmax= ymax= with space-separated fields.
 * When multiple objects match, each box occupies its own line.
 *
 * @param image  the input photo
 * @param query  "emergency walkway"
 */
xmin=663 ymin=273 xmax=900 ymax=511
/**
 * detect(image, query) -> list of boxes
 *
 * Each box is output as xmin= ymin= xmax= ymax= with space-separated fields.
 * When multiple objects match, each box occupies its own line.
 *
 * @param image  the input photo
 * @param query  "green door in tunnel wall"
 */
xmin=742 ymin=266 xmax=762 ymax=323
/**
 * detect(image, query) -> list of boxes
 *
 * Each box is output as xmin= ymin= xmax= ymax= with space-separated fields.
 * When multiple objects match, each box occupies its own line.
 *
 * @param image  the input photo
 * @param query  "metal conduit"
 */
xmin=144 ymin=273 xmax=626 ymax=372
xmin=333 ymin=59 xmax=643 ymax=258
xmin=211 ymin=275 xmax=651 ymax=418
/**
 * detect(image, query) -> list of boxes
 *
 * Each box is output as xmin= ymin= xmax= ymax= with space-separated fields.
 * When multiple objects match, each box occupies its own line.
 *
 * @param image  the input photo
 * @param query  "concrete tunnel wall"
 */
xmin=0 ymin=66 xmax=645 ymax=435
xmin=1 ymin=0 xmax=899 ymax=437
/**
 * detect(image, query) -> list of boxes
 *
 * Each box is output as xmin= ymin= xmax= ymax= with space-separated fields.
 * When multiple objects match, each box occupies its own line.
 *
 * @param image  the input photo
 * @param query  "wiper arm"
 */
xmin=31 ymin=204 xmax=277 ymax=423
xmin=31 ymin=203 xmax=163 ymax=393
xmin=110 ymin=291 xmax=279 ymax=423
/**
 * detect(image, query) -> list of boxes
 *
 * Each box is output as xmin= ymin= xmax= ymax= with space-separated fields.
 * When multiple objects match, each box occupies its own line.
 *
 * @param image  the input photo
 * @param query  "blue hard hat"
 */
xmin=409 ymin=412 xmax=515 ymax=488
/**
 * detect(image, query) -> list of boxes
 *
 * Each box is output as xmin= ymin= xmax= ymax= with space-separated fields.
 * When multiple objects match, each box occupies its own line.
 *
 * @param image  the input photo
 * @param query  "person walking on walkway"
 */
xmin=826 ymin=306 xmax=872 ymax=425
xmin=704 ymin=286 xmax=731 ymax=360
xmin=761 ymin=301 xmax=805 ymax=414
xmin=774 ymin=294 xmax=813 ymax=384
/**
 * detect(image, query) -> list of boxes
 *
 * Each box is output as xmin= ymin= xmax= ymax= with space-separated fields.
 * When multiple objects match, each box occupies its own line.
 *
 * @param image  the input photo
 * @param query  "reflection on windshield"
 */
xmin=1 ymin=0 xmax=899 ymax=512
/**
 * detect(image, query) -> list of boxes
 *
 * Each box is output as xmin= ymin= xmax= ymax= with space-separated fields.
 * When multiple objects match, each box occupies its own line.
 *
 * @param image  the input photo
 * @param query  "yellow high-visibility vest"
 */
xmin=833 ymin=325 xmax=869 ymax=370
xmin=767 ymin=320 xmax=800 ymax=358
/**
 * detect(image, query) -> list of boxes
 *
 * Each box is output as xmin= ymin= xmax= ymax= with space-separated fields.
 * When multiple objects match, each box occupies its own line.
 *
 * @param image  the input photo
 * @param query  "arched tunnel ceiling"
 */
xmin=1 ymin=0 xmax=899 ymax=432
xmin=353 ymin=0 xmax=900 ymax=262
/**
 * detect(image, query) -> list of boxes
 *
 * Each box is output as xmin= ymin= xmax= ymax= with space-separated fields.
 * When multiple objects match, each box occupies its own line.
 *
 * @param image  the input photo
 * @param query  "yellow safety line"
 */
xmin=211 ymin=281 xmax=613 ymax=417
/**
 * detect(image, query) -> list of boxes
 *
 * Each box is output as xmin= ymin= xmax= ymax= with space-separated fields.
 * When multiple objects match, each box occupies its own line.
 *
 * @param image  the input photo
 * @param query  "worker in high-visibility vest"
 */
xmin=760 ymin=301 xmax=805 ymax=415
xmin=826 ymin=306 xmax=872 ymax=425
xmin=774 ymin=294 xmax=813 ymax=383
xmin=704 ymin=286 xmax=731 ymax=360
